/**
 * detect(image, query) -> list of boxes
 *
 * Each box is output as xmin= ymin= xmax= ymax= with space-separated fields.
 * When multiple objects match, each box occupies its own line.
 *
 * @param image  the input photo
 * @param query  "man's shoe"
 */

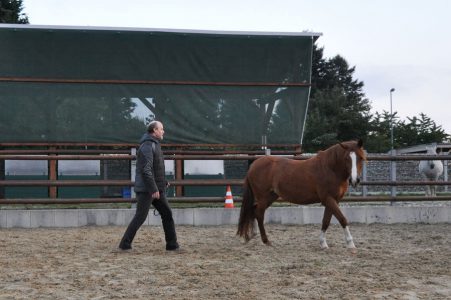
xmin=166 ymin=246 xmax=186 ymax=253
xmin=166 ymin=245 xmax=185 ymax=253
xmin=119 ymin=244 xmax=132 ymax=251
xmin=166 ymin=243 xmax=180 ymax=251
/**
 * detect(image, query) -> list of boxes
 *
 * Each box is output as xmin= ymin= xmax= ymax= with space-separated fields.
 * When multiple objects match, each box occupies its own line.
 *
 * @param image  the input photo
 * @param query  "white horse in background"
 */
xmin=418 ymin=145 xmax=443 ymax=196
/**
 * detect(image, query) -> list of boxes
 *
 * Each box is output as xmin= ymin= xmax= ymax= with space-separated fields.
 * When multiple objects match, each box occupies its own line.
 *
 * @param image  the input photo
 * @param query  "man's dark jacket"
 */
xmin=134 ymin=133 xmax=166 ymax=194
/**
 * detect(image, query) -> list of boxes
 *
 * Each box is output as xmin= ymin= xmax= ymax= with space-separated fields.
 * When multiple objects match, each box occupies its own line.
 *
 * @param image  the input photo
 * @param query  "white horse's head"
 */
xmin=419 ymin=144 xmax=443 ymax=179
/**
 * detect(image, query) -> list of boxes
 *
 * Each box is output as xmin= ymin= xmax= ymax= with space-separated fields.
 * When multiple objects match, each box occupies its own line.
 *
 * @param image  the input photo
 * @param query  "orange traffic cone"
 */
xmin=224 ymin=185 xmax=234 ymax=208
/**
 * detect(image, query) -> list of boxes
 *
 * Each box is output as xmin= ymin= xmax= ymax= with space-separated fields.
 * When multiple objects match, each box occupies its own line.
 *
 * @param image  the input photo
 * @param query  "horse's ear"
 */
xmin=357 ymin=138 xmax=363 ymax=148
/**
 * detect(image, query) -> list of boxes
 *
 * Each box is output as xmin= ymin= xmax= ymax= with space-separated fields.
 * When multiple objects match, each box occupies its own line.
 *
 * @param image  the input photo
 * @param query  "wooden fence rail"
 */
xmin=2 ymin=195 xmax=451 ymax=205
xmin=1 ymin=147 xmax=451 ymax=204
xmin=2 ymin=154 xmax=451 ymax=161
xmin=0 ymin=179 xmax=450 ymax=187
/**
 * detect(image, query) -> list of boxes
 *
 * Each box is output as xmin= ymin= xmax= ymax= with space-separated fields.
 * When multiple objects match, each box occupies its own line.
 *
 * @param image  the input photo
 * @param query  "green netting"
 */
xmin=0 ymin=25 xmax=317 ymax=144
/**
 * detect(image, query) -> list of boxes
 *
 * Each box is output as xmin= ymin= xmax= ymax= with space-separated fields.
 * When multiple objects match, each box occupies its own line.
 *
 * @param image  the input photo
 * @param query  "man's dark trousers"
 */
xmin=120 ymin=191 xmax=178 ymax=250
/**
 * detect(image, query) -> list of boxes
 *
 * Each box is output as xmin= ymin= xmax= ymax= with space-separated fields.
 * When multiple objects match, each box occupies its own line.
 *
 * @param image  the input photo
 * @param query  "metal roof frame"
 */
xmin=0 ymin=23 xmax=322 ymax=38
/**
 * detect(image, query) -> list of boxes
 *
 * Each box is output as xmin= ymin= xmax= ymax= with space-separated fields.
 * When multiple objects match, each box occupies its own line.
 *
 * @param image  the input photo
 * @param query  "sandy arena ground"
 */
xmin=1 ymin=223 xmax=450 ymax=299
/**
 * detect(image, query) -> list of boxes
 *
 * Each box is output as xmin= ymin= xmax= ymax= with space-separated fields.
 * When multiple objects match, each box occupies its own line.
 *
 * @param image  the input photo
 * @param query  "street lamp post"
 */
xmin=390 ymin=88 xmax=395 ymax=150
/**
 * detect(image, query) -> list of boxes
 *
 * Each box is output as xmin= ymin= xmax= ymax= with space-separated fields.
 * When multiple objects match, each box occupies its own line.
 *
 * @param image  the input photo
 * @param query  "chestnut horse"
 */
xmin=237 ymin=139 xmax=366 ymax=250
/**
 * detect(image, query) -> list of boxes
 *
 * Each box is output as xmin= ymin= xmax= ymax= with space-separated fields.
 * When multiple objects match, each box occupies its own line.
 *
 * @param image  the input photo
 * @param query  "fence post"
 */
xmin=0 ymin=156 xmax=4 ymax=199
xmin=0 ymin=145 xmax=4 ymax=198
xmin=390 ymin=149 xmax=397 ymax=202
xmin=49 ymin=146 xmax=57 ymax=198
xmin=362 ymin=150 xmax=368 ymax=196
xmin=130 ymin=147 xmax=136 ymax=208
xmin=102 ymin=158 xmax=108 ymax=196
xmin=175 ymin=147 xmax=184 ymax=197
xmin=443 ymin=151 xmax=448 ymax=193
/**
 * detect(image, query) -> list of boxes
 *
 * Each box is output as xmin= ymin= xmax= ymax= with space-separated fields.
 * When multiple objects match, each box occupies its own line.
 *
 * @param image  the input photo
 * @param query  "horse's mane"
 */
xmin=316 ymin=140 xmax=366 ymax=171
xmin=316 ymin=143 xmax=346 ymax=169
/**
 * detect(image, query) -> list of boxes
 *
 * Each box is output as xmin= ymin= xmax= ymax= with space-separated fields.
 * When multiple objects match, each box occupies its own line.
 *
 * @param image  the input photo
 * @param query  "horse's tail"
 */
xmin=237 ymin=177 xmax=255 ymax=241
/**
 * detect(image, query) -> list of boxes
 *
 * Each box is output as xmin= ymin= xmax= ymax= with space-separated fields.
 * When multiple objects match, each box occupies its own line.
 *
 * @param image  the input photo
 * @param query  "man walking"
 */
xmin=119 ymin=121 xmax=180 ymax=251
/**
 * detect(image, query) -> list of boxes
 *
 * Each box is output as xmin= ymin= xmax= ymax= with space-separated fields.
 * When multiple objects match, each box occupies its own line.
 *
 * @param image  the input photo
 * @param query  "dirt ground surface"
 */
xmin=1 ymin=223 xmax=450 ymax=299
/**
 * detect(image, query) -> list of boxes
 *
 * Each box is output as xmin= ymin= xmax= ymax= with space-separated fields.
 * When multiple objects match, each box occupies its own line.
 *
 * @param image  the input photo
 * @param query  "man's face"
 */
xmin=153 ymin=122 xmax=164 ymax=140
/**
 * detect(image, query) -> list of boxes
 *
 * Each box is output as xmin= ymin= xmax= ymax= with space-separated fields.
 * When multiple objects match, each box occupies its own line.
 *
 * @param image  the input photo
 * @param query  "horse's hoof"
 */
xmin=244 ymin=234 xmax=253 ymax=243
xmin=263 ymin=240 xmax=272 ymax=246
xmin=320 ymin=241 xmax=329 ymax=249
xmin=347 ymin=247 xmax=357 ymax=254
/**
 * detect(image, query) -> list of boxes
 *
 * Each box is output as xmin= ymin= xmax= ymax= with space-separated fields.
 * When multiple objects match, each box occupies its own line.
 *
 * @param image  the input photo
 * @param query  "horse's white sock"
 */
xmin=343 ymin=226 xmax=356 ymax=248
xmin=319 ymin=230 xmax=328 ymax=249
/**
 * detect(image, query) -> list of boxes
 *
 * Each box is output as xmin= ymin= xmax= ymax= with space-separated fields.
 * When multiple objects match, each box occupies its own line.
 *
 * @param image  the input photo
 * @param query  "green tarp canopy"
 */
xmin=0 ymin=25 xmax=320 ymax=144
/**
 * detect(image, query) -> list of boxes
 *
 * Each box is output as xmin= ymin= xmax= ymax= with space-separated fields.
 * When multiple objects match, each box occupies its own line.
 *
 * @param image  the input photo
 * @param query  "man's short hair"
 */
xmin=147 ymin=121 xmax=160 ymax=133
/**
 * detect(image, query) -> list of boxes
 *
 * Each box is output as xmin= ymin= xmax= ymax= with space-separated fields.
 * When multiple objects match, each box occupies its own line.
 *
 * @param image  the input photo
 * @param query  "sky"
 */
xmin=21 ymin=0 xmax=451 ymax=134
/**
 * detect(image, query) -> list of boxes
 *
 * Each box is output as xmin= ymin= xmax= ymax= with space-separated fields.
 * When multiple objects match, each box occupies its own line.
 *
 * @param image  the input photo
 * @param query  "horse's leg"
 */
xmin=432 ymin=176 xmax=438 ymax=196
xmin=320 ymin=206 xmax=333 ymax=249
xmin=324 ymin=197 xmax=356 ymax=251
xmin=251 ymin=219 xmax=258 ymax=238
xmin=427 ymin=184 xmax=432 ymax=196
xmin=255 ymin=192 xmax=278 ymax=246
xmin=422 ymin=173 xmax=431 ymax=196
xmin=255 ymin=205 xmax=270 ymax=245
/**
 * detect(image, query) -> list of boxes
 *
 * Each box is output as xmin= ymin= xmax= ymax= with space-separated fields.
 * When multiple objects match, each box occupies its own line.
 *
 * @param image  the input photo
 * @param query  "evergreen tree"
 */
xmin=366 ymin=111 xmax=449 ymax=152
xmin=303 ymin=45 xmax=371 ymax=152
xmin=366 ymin=111 xmax=394 ymax=152
xmin=0 ymin=0 xmax=28 ymax=23
xmin=396 ymin=113 xmax=448 ymax=147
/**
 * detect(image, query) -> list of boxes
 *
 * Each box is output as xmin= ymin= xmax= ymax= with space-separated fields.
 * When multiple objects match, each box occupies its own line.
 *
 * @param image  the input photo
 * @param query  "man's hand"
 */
xmin=152 ymin=191 xmax=160 ymax=200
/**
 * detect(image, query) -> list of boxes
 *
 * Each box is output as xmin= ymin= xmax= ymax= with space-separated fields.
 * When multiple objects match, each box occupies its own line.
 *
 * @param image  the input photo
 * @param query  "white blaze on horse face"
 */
xmin=350 ymin=152 xmax=358 ymax=186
